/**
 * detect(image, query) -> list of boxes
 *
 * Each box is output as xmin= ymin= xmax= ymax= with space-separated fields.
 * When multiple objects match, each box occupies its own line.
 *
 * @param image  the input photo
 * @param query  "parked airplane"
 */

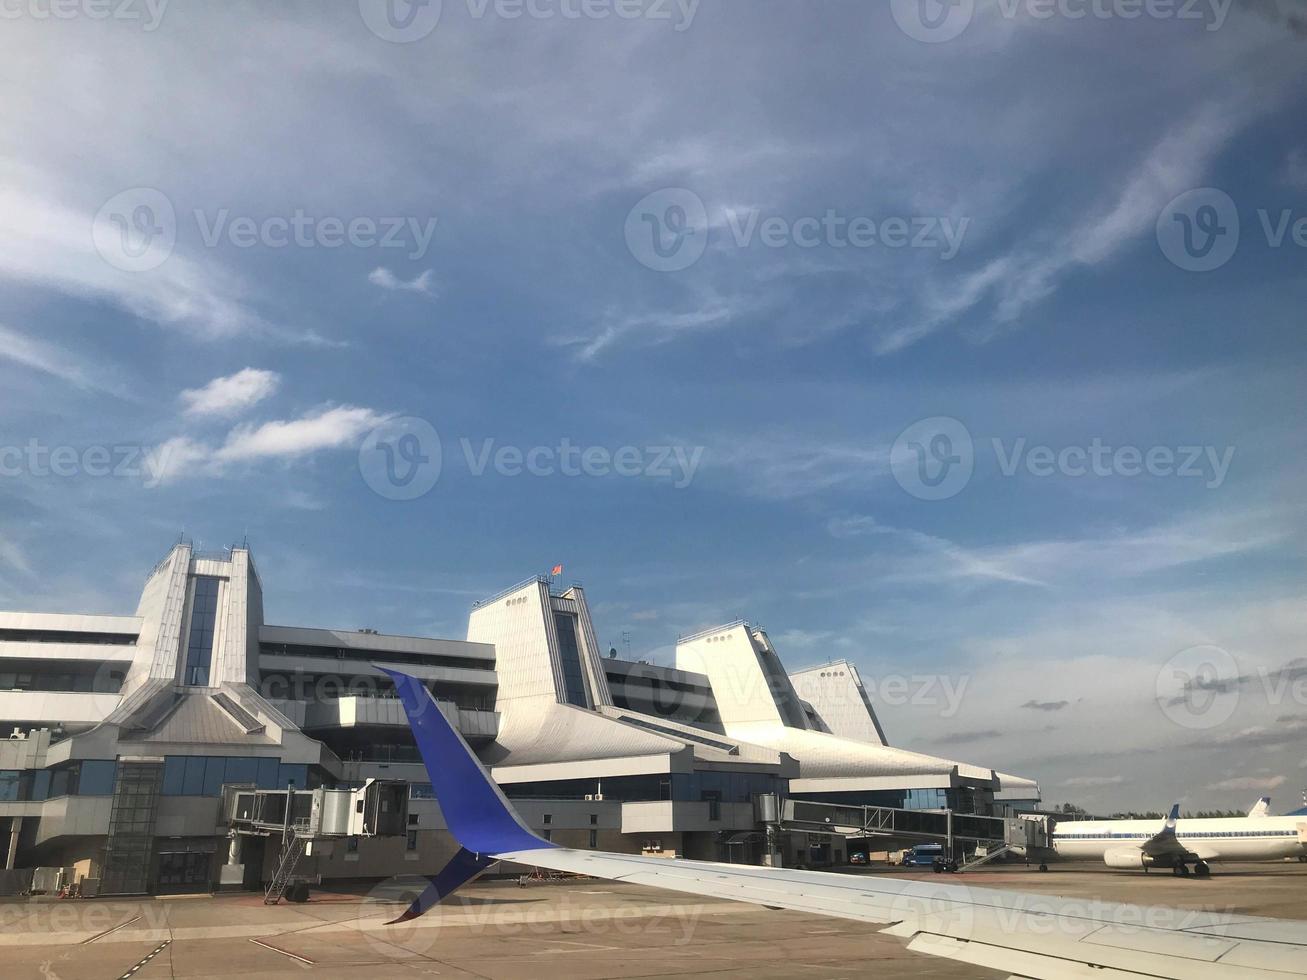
xmin=379 ymin=667 xmax=1307 ymax=979
xmin=1041 ymin=801 xmax=1307 ymax=877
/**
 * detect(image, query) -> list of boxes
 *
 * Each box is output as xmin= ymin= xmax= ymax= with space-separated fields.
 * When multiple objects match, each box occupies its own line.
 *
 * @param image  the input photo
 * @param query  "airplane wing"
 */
xmin=1138 ymin=804 xmax=1200 ymax=862
xmin=380 ymin=668 xmax=1307 ymax=979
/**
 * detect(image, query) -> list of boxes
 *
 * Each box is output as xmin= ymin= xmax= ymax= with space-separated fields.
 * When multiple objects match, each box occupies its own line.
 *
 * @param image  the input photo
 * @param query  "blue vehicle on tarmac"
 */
xmin=902 ymin=843 xmax=960 ymax=872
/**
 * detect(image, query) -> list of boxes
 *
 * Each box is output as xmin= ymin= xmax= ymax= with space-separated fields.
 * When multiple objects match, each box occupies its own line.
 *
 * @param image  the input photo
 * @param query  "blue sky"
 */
xmin=2 ymin=0 xmax=1306 ymax=812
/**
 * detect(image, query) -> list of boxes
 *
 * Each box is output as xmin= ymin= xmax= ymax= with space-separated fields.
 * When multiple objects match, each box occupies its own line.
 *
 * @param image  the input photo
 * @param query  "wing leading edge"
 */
xmin=382 ymin=667 xmax=1307 ymax=979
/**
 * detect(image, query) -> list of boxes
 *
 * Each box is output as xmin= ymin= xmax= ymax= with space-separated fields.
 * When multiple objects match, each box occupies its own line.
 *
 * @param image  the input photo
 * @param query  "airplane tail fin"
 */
xmin=1163 ymin=803 xmax=1180 ymax=834
xmin=1247 ymin=796 xmax=1271 ymax=818
xmin=377 ymin=667 xmax=551 ymax=922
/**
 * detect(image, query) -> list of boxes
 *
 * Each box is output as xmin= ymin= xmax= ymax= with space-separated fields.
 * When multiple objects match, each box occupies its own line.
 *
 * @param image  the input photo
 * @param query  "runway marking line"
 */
xmin=115 ymin=939 xmax=170 ymax=979
xmin=248 ymin=937 xmax=315 ymax=965
xmin=83 ymin=915 xmax=141 ymax=944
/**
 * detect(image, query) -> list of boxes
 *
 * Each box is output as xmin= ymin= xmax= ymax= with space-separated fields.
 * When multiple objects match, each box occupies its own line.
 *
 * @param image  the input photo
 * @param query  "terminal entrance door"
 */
xmin=156 ymin=850 xmax=212 ymax=894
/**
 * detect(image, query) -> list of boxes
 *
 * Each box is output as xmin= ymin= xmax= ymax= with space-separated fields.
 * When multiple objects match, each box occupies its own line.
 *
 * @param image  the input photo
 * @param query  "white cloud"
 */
xmin=214 ymin=405 xmax=391 ymax=463
xmin=1205 ymin=775 xmax=1288 ymax=792
xmin=368 ymin=267 xmax=435 ymax=295
xmin=181 ymin=368 xmax=281 ymax=417
xmin=147 ymin=405 xmax=392 ymax=485
xmin=145 ymin=436 xmax=212 ymax=487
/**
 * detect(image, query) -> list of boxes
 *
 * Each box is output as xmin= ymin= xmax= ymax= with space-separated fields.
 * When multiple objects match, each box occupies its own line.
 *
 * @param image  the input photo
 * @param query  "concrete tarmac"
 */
xmin=3 ymin=861 xmax=1304 ymax=980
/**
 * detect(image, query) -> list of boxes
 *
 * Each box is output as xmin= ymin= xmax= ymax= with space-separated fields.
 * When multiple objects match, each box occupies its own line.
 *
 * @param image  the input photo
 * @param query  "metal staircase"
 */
xmin=958 ymin=843 xmax=1016 ymax=872
xmin=263 ymin=836 xmax=306 ymax=905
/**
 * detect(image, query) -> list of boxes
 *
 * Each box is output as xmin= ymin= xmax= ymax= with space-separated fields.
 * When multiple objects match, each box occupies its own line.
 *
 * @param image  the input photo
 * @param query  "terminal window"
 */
xmin=183 ymin=576 xmax=222 ymax=685
xmin=553 ymin=613 xmax=589 ymax=707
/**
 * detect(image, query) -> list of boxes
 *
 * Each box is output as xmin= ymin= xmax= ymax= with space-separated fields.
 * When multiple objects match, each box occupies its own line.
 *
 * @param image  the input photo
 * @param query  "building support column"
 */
xmin=5 ymin=817 xmax=22 ymax=870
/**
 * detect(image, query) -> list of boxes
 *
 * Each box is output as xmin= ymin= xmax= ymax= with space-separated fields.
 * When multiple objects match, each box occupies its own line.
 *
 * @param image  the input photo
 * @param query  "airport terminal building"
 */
xmin=0 ymin=540 xmax=1038 ymax=893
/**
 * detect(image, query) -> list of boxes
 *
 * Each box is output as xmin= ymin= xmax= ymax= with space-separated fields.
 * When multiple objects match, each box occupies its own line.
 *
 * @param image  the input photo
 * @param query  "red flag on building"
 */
xmin=551 ymin=563 xmax=563 ymax=576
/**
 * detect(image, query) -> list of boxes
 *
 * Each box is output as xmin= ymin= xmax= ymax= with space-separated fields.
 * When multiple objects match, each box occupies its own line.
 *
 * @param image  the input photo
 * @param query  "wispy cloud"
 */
xmin=0 ymin=182 xmax=263 ymax=339
xmin=1205 ymin=774 xmax=1287 ymax=792
xmin=0 ymin=323 xmax=97 ymax=391
xmin=570 ymin=299 xmax=751 ymax=362
xmin=181 ymin=368 xmax=281 ymax=417
xmin=151 ymin=405 xmax=392 ymax=484
xmin=368 ymin=267 xmax=435 ymax=295
xmin=702 ymin=434 xmax=889 ymax=500
xmin=826 ymin=505 xmax=1292 ymax=593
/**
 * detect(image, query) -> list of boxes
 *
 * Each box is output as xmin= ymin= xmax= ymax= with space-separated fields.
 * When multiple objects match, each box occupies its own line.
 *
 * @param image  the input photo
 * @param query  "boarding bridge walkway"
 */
xmin=778 ymin=798 xmax=1048 ymax=867
xmin=221 ymin=779 xmax=409 ymax=904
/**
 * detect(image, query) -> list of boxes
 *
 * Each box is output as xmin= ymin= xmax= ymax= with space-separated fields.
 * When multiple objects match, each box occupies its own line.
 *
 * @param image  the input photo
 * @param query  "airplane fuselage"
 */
xmin=1051 ymin=816 xmax=1307 ymax=867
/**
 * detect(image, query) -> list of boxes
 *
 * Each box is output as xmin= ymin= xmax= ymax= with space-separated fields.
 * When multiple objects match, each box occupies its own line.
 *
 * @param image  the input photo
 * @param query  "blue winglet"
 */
xmin=386 ymin=847 xmax=496 ymax=924
xmin=1165 ymin=803 xmax=1180 ymax=829
xmin=380 ymin=667 xmax=548 ymax=855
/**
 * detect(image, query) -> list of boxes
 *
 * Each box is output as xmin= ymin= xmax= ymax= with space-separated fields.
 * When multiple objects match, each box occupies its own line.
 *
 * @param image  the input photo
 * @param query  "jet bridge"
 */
xmin=773 ymin=797 xmax=1049 ymax=870
xmin=221 ymin=778 xmax=409 ymax=903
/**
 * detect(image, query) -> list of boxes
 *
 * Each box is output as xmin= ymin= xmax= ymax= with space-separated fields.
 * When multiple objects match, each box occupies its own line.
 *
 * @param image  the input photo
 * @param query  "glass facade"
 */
xmin=504 ymin=770 xmax=784 ymax=803
xmin=184 ymin=576 xmax=221 ymax=685
xmin=0 ymin=761 xmax=117 ymax=800
xmin=553 ymin=613 xmax=588 ymax=707
xmin=160 ymin=756 xmax=308 ymax=796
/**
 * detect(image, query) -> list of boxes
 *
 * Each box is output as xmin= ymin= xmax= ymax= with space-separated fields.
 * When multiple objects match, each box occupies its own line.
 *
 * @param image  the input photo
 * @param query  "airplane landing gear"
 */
xmin=1172 ymin=863 xmax=1190 ymax=877
xmin=1194 ymin=861 xmax=1211 ymax=877
xmin=1038 ymin=863 xmax=1048 ymax=872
